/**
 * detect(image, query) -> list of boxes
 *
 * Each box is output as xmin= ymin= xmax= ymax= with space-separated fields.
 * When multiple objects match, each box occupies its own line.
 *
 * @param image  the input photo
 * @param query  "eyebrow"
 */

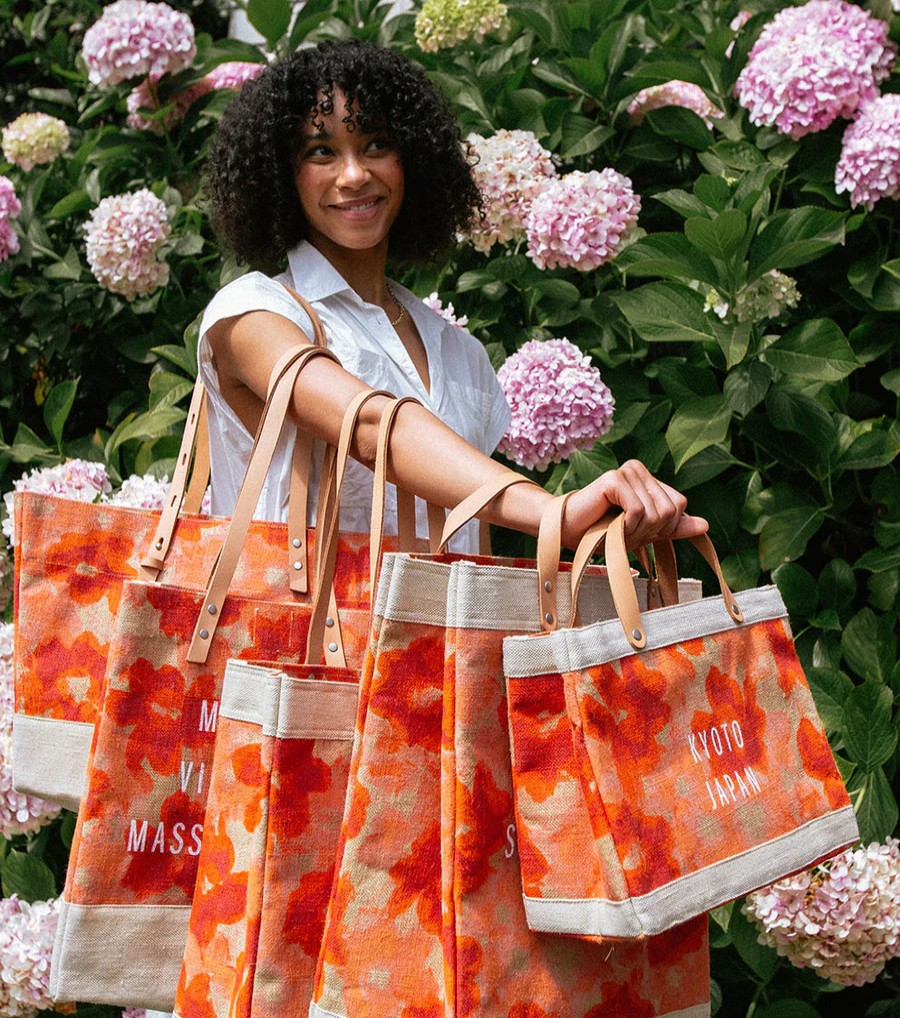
xmin=302 ymin=129 xmax=331 ymax=141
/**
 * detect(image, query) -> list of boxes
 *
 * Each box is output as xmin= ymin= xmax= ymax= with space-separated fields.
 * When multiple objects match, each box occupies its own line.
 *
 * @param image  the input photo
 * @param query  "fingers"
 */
xmin=594 ymin=460 xmax=705 ymax=549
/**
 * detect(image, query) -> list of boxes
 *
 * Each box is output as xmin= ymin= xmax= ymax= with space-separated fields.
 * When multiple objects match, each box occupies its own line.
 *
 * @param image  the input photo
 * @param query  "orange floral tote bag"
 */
xmin=173 ymin=394 xmax=426 ymax=1018
xmin=12 ymin=290 xmax=328 ymax=809
xmin=49 ymin=349 xmax=378 ymax=1010
xmin=503 ymin=512 xmax=859 ymax=940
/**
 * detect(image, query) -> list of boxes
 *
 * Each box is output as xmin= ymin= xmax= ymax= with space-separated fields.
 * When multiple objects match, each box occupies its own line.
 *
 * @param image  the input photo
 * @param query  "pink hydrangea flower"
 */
xmin=122 ymin=1010 xmax=147 ymax=1018
xmin=0 ymin=220 xmax=19 ymax=263
xmin=82 ymin=0 xmax=196 ymax=88
xmin=835 ymin=95 xmax=900 ymax=209
xmin=734 ymin=0 xmax=895 ymax=140
xmin=2 ymin=459 xmax=111 ymax=545
xmin=497 ymin=338 xmax=615 ymax=470
xmin=745 ymin=839 xmax=900 ymax=986
xmin=0 ymin=175 xmax=21 ymax=220
xmin=465 ymin=129 xmax=557 ymax=253
xmin=0 ymin=622 xmax=62 ymax=837
xmin=627 ymin=81 xmax=724 ymax=129
xmin=422 ymin=292 xmax=469 ymax=329
xmin=1 ymin=113 xmax=70 ymax=172
xmin=0 ymin=895 xmax=61 ymax=1015
xmin=104 ymin=472 xmax=211 ymax=514
xmin=126 ymin=61 xmax=265 ymax=132
xmin=84 ymin=189 xmax=171 ymax=300
xmin=525 ymin=169 xmax=640 ymax=272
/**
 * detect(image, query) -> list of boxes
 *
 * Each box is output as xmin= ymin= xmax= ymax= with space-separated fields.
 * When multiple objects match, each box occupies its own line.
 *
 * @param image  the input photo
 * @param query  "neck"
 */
xmin=308 ymin=235 xmax=391 ymax=306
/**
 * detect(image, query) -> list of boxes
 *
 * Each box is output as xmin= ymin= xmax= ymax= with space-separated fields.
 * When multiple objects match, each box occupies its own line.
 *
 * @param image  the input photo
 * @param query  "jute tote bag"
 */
xmin=50 ymin=348 xmax=386 ymax=1009
xmin=504 ymin=501 xmax=703 ymax=940
xmin=173 ymin=395 xmax=426 ymax=1018
xmin=12 ymin=289 xmax=327 ymax=809
xmin=503 ymin=513 xmax=859 ymax=940
xmin=312 ymin=478 xmax=711 ymax=1018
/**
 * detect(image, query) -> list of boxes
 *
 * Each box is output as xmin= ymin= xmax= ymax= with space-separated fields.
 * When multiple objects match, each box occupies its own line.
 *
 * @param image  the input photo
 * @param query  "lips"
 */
xmin=331 ymin=197 xmax=383 ymax=212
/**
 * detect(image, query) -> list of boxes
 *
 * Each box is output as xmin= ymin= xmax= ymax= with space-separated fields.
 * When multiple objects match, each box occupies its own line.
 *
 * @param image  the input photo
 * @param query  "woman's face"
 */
xmin=294 ymin=88 xmax=404 ymax=258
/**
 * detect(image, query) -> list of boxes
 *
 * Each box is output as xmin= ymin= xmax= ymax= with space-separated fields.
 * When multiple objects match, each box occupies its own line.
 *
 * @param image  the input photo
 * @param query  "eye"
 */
xmin=303 ymin=142 xmax=332 ymax=159
xmin=367 ymin=136 xmax=394 ymax=153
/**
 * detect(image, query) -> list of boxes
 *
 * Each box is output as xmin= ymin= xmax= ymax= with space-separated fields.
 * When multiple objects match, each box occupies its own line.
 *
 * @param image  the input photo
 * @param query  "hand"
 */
xmin=562 ymin=460 xmax=708 ymax=550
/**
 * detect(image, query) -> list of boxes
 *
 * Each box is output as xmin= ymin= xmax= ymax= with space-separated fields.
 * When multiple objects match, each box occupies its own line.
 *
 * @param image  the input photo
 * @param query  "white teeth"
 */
xmin=341 ymin=199 xmax=378 ymax=211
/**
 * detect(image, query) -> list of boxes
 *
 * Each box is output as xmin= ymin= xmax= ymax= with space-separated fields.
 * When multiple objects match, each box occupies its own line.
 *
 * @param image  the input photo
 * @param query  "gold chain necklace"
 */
xmin=385 ymin=282 xmax=406 ymax=328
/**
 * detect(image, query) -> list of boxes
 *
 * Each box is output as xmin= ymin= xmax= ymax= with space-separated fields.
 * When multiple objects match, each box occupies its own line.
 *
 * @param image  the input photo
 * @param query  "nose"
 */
xmin=336 ymin=152 xmax=369 ymax=190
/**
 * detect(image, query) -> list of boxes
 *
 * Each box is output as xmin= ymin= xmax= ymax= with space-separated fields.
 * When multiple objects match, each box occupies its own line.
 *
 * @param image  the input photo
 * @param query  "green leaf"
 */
xmin=842 ymin=608 xmax=896 ymax=683
xmin=566 ymin=444 xmax=618 ymax=486
xmin=842 ymin=681 xmax=896 ymax=771
xmin=645 ymin=106 xmax=713 ymax=150
xmin=805 ymin=667 xmax=852 ymax=734
xmin=839 ymin=424 xmax=900 ymax=471
xmin=60 ymin=810 xmax=76 ymax=849
xmin=850 ymin=767 xmax=899 ymax=843
xmin=615 ymin=233 xmax=720 ymax=287
xmin=456 ymin=270 xmax=494 ymax=293
xmin=612 ymin=282 xmax=727 ymax=345
xmin=665 ymin=396 xmax=731 ymax=471
xmin=693 ymin=174 xmax=732 ymax=212
xmin=106 ymin=407 xmax=185 ymax=457
xmin=651 ymin=188 xmax=709 ymax=219
xmin=724 ymin=361 xmax=771 ymax=416
xmin=758 ymin=504 xmax=825 ymax=570
xmin=151 ymin=344 xmax=196 ymax=376
xmin=729 ymin=904 xmax=777 ymax=980
xmin=246 ymin=0 xmax=291 ymax=47
xmin=43 ymin=378 xmax=78 ymax=447
xmin=149 ymin=372 xmax=193 ymax=410
xmin=42 ymin=244 xmax=83 ymax=281
xmin=561 ymin=122 xmax=613 ymax=158
xmin=763 ymin=320 xmax=859 ymax=381
xmin=534 ymin=278 xmax=581 ymax=303
xmin=748 ymin=207 xmax=846 ymax=278
xmin=818 ymin=559 xmax=856 ymax=612
xmin=1 ymin=850 xmax=57 ymax=901
xmin=47 ymin=190 xmax=94 ymax=219
xmin=684 ymin=210 xmax=747 ymax=261
xmin=8 ymin=423 xmax=52 ymax=463
xmin=881 ymin=367 xmax=900 ymax=396
xmin=772 ymin=562 xmax=817 ymax=618
xmin=854 ymin=545 xmax=900 ymax=573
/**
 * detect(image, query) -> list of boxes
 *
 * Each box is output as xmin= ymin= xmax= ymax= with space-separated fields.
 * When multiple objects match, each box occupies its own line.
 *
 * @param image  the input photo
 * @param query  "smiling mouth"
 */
xmin=333 ymin=198 xmax=382 ymax=212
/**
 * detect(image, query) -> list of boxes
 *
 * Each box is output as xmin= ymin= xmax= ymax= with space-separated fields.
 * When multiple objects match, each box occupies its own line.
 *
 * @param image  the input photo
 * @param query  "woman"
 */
xmin=199 ymin=38 xmax=707 ymax=554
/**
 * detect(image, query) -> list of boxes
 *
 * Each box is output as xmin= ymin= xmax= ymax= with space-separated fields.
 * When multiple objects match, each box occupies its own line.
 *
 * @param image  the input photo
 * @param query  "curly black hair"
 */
xmin=204 ymin=39 xmax=481 ymax=270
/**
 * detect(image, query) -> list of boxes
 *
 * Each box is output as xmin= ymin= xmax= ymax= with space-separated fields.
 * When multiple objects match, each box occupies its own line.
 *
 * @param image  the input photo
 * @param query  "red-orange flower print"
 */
xmin=797 ymin=716 xmax=850 ymax=810
xmin=283 ymin=866 xmax=335 ymax=958
xmin=584 ymin=981 xmax=655 ymax=1018
xmin=371 ymin=635 xmax=444 ymax=754
xmin=455 ymin=762 xmax=513 ymax=895
xmin=45 ymin=529 xmax=138 ymax=610
xmin=605 ymin=798 xmax=679 ymax=896
xmin=270 ymin=741 xmax=333 ymax=842
xmin=388 ymin=819 xmax=442 ymax=933
xmin=692 ymin=661 xmax=767 ymax=768
xmin=28 ymin=630 xmax=107 ymax=721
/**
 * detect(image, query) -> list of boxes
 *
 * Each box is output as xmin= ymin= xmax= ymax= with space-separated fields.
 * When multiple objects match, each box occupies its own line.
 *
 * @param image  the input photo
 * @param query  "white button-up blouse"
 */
xmin=198 ymin=241 xmax=511 ymax=554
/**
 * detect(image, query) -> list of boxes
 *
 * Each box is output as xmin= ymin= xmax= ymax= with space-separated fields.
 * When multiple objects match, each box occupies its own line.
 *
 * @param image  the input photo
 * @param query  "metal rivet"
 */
xmin=308 ymin=674 xmax=316 ymax=682
xmin=293 ymin=561 xmax=303 ymax=571
xmin=155 ymin=537 xmax=164 ymax=549
xmin=292 ymin=538 xmax=302 ymax=549
xmin=544 ymin=612 xmax=554 ymax=624
xmin=325 ymin=616 xmax=334 ymax=627
xmin=543 ymin=580 xmax=552 ymax=592
xmin=731 ymin=603 xmax=740 ymax=615
xmin=632 ymin=629 xmax=642 ymax=641
xmin=328 ymin=642 xmax=338 ymax=653
xmin=207 ymin=604 xmax=217 ymax=615
xmin=199 ymin=629 xmax=209 ymax=640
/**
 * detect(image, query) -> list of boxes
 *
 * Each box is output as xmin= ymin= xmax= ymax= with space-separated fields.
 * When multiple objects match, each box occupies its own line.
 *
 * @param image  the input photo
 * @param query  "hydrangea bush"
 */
xmin=0 ymin=0 xmax=898 ymax=1015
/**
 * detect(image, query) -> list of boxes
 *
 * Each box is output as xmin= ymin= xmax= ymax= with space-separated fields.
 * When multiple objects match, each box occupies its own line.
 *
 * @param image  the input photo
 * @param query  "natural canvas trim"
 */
xmin=378 ymin=554 xmax=451 ymax=624
xmin=11 ymin=714 xmax=93 ymax=812
xmin=221 ymin=661 xmax=357 ymax=740
xmin=50 ymin=899 xmax=189 ymax=1011
xmin=308 ymin=1000 xmax=709 ymax=1018
xmin=503 ymin=585 xmax=786 ymax=677
xmin=523 ymin=805 xmax=859 ymax=939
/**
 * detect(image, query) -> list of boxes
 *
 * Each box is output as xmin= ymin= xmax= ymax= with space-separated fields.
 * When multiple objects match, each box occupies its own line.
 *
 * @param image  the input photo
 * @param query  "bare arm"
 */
xmin=208 ymin=310 xmax=707 ymax=548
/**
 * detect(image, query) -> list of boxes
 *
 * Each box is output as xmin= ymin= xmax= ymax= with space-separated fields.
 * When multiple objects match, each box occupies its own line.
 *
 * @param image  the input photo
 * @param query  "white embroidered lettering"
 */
xmin=689 ymin=733 xmax=702 ymax=764
xmin=198 ymin=700 xmax=218 ymax=733
xmin=732 ymin=721 xmax=744 ymax=748
xmin=710 ymin=727 xmax=723 ymax=755
xmin=714 ymin=777 xmax=730 ymax=807
xmin=735 ymin=770 xmax=750 ymax=798
xmin=180 ymin=760 xmax=194 ymax=793
xmin=723 ymin=773 xmax=737 ymax=802
xmin=189 ymin=823 xmax=204 ymax=856
xmin=151 ymin=823 xmax=166 ymax=853
xmin=720 ymin=723 xmax=733 ymax=752
xmin=170 ymin=822 xmax=185 ymax=855
xmin=127 ymin=819 xmax=148 ymax=853
xmin=744 ymin=766 xmax=762 ymax=794
xmin=504 ymin=823 xmax=516 ymax=859
xmin=196 ymin=762 xmax=205 ymax=796
xmin=706 ymin=781 xmax=717 ymax=811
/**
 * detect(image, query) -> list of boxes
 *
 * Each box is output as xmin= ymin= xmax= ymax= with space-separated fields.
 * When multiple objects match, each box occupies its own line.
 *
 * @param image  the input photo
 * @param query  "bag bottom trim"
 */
xmin=11 ymin=713 xmax=92 ymax=812
xmin=523 ymin=804 xmax=859 ymax=938
xmin=50 ymin=898 xmax=189 ymax=1011
xmin=309 ymin=1001 xmax=710 ymax=1017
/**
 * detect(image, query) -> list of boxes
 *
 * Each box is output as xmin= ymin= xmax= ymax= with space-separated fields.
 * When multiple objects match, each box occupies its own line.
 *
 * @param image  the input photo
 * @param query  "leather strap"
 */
xmin=428 ymin=502 xmax=446 ymax=554
xmin=186 ymin=344 xmax=340 ymax=664
xmin=535 ymin=493 xmax=574 ymax=632
xmin=182 ymin=395 xmax=210 ymax=514
xmin=306 ymin=390 xmax=389 ymax=665
xmin=140 ymin=382 xmax=210 ymax=577
xmin=604 ymin=515 xmax=743 ymax=650
xmin=569 ymin=516 xmax=615 ymax=627
xmin=439 ymin=473 xmax=539 ymax=552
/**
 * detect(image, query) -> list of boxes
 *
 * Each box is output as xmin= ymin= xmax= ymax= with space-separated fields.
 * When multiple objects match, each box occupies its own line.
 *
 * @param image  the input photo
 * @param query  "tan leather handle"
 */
xmin=305 ymin=390 xmax=391 ymax=665
xmin=535 ymin=493 xmax=574 ymax=632
xmin=182 ymin=395 xmax=210 ymax=515
xmin=439 ymin=473 xmax=540 ymax=551
xmin=140 ymin=382 xmax=210 ymax=577
xmin=186 ymin=344 xmax=340 ymax=664
xmin=604 ymin=514 xmax=743 ymax=650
